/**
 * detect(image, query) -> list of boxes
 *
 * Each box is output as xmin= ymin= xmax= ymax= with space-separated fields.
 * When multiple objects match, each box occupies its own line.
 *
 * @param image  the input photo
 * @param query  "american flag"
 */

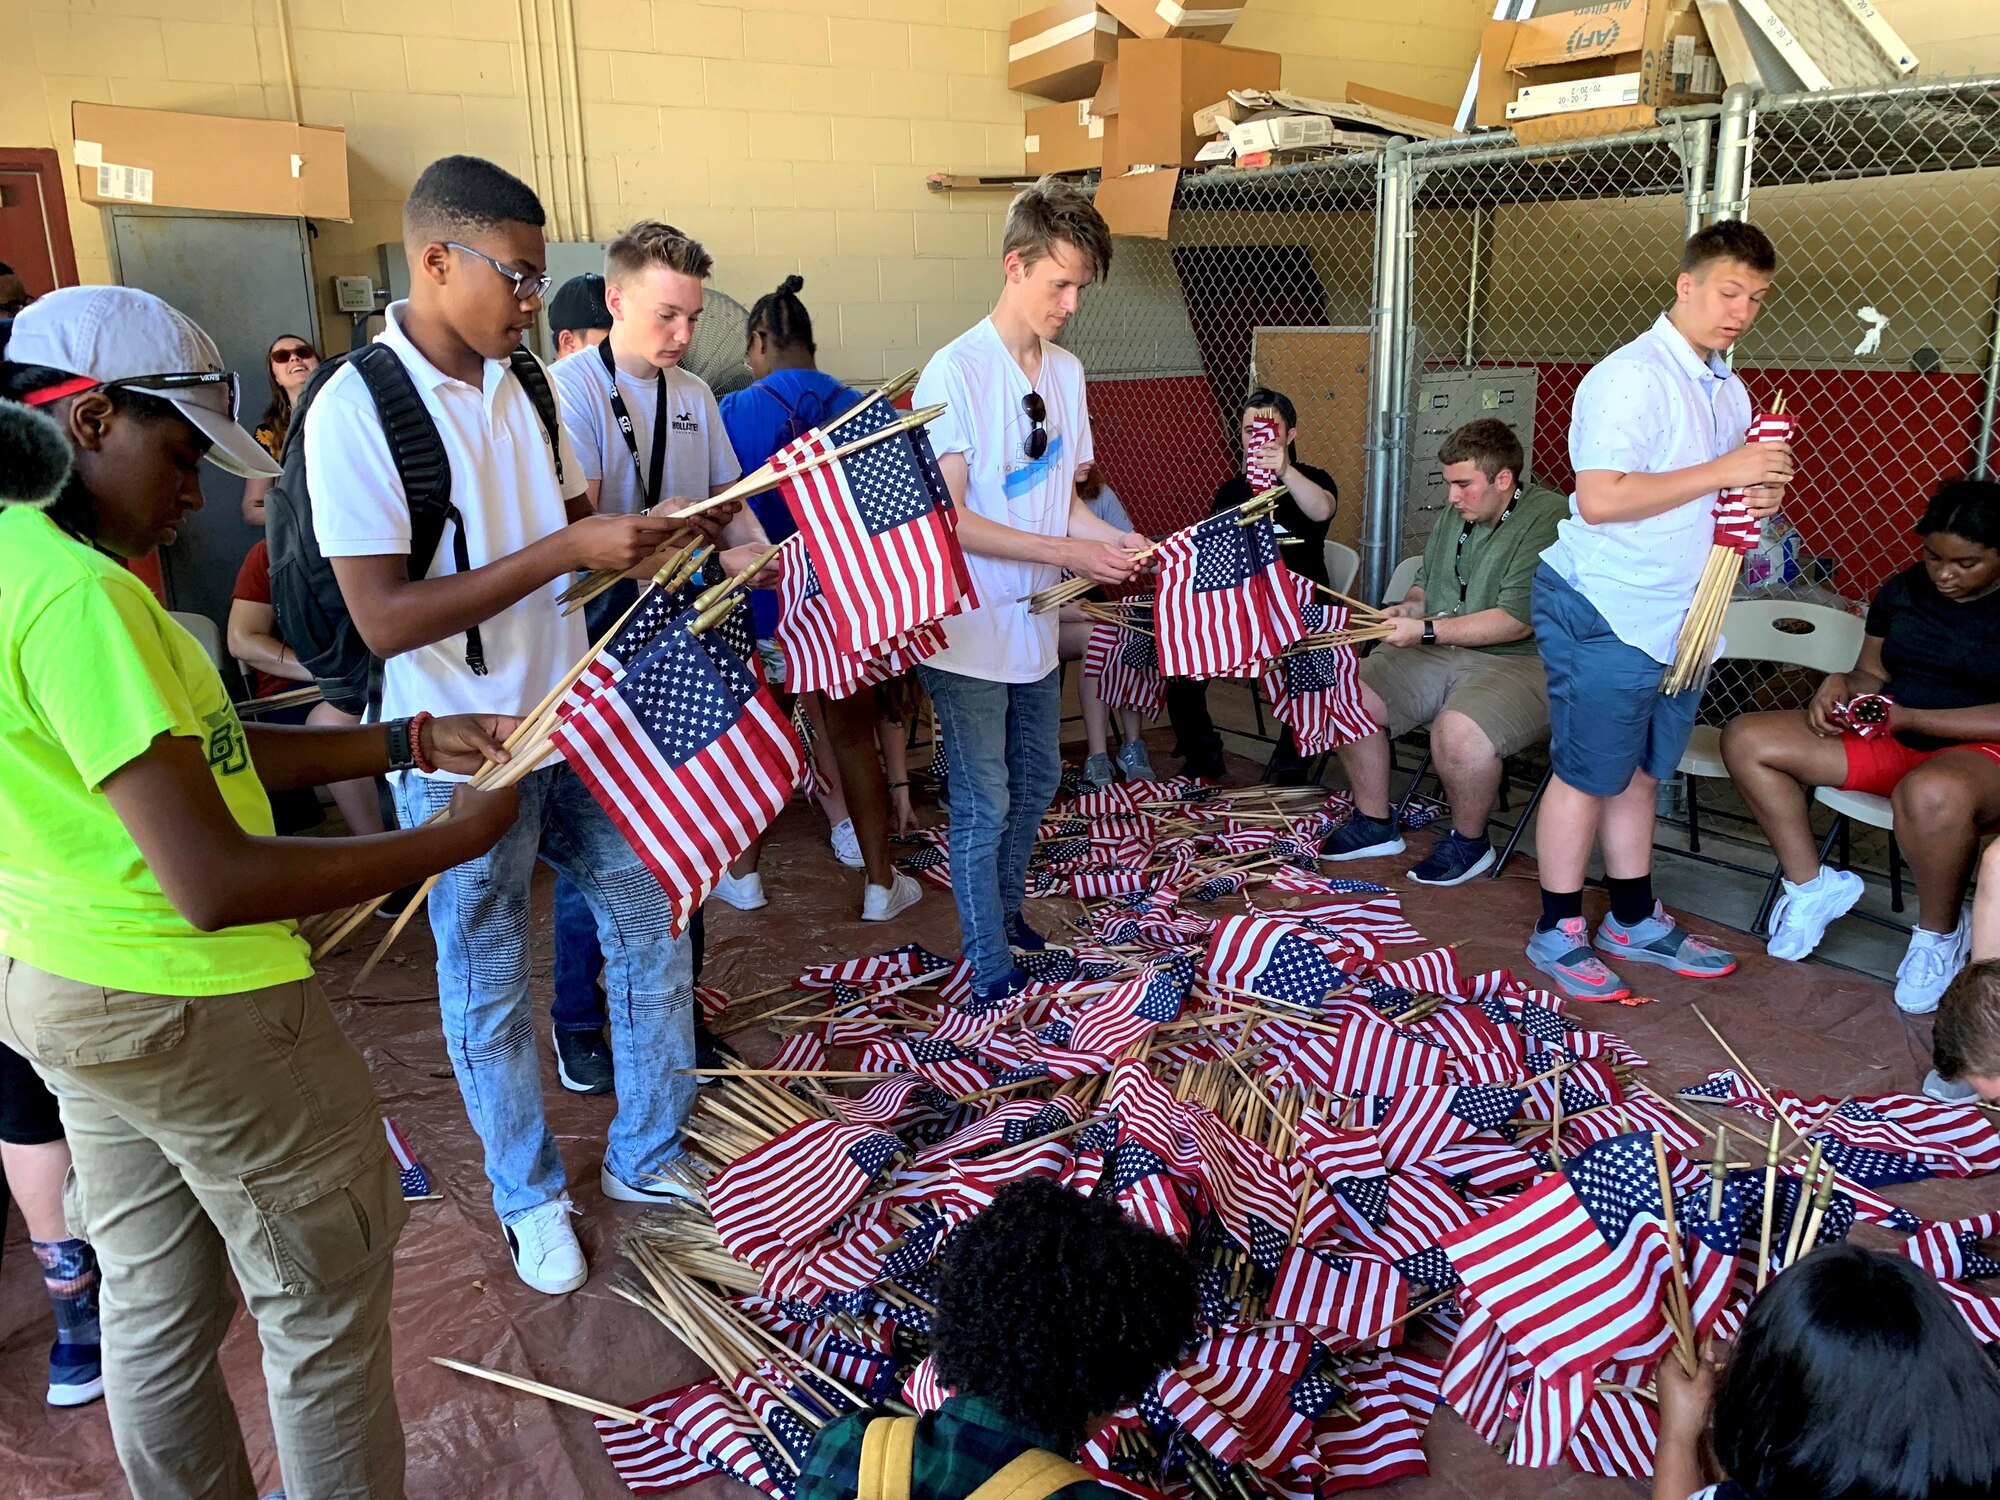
xmin=1252 ymin=893 xmax=1425 ymax=948
xmin=1061 ymin=957 xmax=1192 ymax=1060
xmin=1203 ymin=915 xmax=1352 ymax=1011
xmin=383 ymin=1117 xmax=432 ymax=1200
xmin=705 ymin=1119 xmax=905 ymax=1267
xmin=1440 ymin=1131 xmax=1678 ymax=1418
xmin=1084 ymin=610 xmax=1165 ymax=718
xmin=1153 ymin=511 xmax=1307 ymax=678
xmin=551 ymin=617 xmax=801 ymax=936
xmin=772 ymin=544 xmax=944 ymax=698
xmin=854 ymin=1035 xmax=993 ymax=1098
xmin=1267 ymin=1247 xmax=1407 ymax=1345
xmin=772 ymin=400 xmax=972 ymax=655
xmin=1314 ymin=1361 xmax=1431 ymax=1492
xmin=1263 ymin=599 xmax=1378 ymax=756
xmin=1370 ymin=945 xmax=1469 ymax=997
xmin=1567 ymin=1380 xmax=1659 ymax=1479
xmin=1905 ymin=1214 xmax=2000 ymax=1342
xmin=594 ymin=1380 xmax=790 ymax=1499
xmin=793 ymin=943 xmax=957 ymax=990
xmin=1375 ymin=1085 xmax=1526 ymax=1171
xmin=559 ymin=573 xmax=687 ymax=718
xmin=1178 ymin=1102 xmax=1302 ymax=1272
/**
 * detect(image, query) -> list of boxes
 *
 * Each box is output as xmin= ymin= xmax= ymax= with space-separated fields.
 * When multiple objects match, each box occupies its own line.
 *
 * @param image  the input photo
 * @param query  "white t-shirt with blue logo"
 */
xmin=915 ymin=316 xmax=1093 ymax=684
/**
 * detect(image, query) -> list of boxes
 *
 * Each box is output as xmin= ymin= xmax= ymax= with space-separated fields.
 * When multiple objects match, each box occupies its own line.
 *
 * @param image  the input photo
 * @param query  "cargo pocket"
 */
xmin=34 ymin=998 xmax=189 ymax=1069
xmin=239 ymin=1113 xmax=410 ymax=1295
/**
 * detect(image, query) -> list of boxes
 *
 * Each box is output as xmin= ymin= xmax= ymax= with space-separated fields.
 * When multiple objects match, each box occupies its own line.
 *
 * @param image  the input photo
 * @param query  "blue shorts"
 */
xmin=1532 ymin=564 xmax=1700 ymax=797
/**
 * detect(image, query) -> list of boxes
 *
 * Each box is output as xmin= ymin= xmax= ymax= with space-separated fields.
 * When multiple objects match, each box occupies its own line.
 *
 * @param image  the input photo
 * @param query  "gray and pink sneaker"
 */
xmin=1525 ymin=916 xmax=1632 ymax=1001
xmin=1594 ymin=901 xmax=1737 ymax=977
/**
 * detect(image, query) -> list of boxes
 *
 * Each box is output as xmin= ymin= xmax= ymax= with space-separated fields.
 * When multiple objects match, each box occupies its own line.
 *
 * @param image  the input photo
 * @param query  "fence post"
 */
xmin=1363 ymin=143 xmax=1413 ymax=605
xmin=1679 ymin=117 xmax=1714 ymax=238
xmin=1709 ymin=82 xmax=1758 ymax=223
xmin=1978 ymin=265 xmax=2000 ymax=479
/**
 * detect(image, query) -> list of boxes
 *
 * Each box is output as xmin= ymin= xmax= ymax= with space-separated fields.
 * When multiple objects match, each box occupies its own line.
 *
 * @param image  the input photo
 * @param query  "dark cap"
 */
xmin=546 ymin=272 xmax=611 ymax=336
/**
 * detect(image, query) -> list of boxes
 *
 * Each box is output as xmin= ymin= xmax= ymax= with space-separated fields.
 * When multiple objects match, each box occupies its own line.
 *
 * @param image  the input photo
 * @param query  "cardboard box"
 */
xmin=1191 ymin=94 xmax=1253 ymax=137
xmin=1113 ymin=38 xmax=1282 ymax=168
xmin=1095 ymin=167 xmax=1180 ymax=239
xmin=1099 ymin=0 xmax=1243 ymax=42
xmin=1344 ymin=82 xmax=1457 ymax=127
xmin=71 ymin=102 xmax=349 ymax=220
xmin=1507 ymin=71 xmax=1644 ymax=118
xmin=1009 ymin=0 xmax=1128 ymax=102
xmin=1476 ymin=0 xmax=1722 ymax=131
xmin=1024 ymin=98 xmax=1104 ymax=174
xmin=1229 ymin=113 xmax=1338 ymax=154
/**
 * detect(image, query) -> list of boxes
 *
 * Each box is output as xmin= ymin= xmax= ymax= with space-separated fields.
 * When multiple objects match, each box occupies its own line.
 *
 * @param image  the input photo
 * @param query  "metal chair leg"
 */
xmin=1685 ymin=771 xmax=1701 ymax=855
xmin=1395 ymin=750 xmax=1435 ymax=829
xmin=1492 ymin=766 xmax=1554 ymax=878
xmin=1889 ymin=835 xmax=1905 ymax=914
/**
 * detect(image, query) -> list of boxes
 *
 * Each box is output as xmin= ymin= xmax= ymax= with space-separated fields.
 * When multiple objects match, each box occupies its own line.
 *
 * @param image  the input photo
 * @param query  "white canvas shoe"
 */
xmin=504 ymin=1198 xmax=586 ymax=1295
xmin=861 ymin=870 xmax=922 ymax=922
xmin=1765 ymin=866 xmax=1865 ymax=962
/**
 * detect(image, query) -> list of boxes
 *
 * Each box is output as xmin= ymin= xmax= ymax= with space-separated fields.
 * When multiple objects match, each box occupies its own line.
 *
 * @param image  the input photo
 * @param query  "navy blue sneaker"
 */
xmin=1408 ymin=830 xmax=1496 ymax=887
xmin=1322 ymin=814 xmax=1405 ymax=862
xmin=971 ymin=965 xmax=1031 ymax=1011
xmin=47 ymin=1341 xmax=103 ymax=1408
xmin=1010 ymin=915 xmax=1048 ymax=952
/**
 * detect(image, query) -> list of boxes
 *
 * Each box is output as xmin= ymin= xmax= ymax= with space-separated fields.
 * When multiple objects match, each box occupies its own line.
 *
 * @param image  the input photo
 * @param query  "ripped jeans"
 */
xmin=394 ymin=765 xmax=695 ymax=1223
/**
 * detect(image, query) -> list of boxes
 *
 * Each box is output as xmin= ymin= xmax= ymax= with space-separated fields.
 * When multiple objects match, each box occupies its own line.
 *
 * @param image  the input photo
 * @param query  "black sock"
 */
xmin=1606 ymin=874 xmax=1654 ymax=926
xmin=1538 ymin=887 xmax=1584 ymax=933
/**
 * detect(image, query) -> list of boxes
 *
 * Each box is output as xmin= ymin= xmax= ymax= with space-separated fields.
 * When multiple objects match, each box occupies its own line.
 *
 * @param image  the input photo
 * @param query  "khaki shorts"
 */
xmin=1358 ymin=644 xmax=1550 ymax=758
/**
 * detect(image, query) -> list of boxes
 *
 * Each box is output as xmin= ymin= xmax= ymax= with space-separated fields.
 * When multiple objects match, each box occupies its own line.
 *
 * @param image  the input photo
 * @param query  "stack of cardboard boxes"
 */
xmin=1473 ymin=0 xmax=1725 ymax=142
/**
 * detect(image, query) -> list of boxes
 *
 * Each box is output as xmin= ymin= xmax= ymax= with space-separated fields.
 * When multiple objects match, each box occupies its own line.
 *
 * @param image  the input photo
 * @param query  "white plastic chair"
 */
xmin=1381 ymin=554 xmax=1423 ymax=608
xmin=1321 ymin=540 xmax=1360 ymax=598
xmin=168 ymin=609 xmax=226 ymax=672
xmin=1679 ymin=600 xmax=1863 ymax=789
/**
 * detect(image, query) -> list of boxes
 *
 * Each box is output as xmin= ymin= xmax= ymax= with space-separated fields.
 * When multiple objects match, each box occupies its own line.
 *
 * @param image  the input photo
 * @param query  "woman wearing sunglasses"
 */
xmin=239 ymin=333 xmax=319 ymax=526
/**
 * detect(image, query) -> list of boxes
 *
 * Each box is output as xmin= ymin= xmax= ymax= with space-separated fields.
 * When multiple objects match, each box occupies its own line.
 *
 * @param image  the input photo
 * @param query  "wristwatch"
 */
xmin=386 ymin=717 xmax=418 ymax=772
xmin=1422 ymin=619 xmax=1437 ymax=646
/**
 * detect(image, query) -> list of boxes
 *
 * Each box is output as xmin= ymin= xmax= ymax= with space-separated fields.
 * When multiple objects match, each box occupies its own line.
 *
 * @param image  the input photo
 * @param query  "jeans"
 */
xmin=394 ymin=764 xmax=695 ymax=1222
xmin=551 ymin=578 xmax=642 ymax=1033
xmin=1 ymin=961 xmax=405 ymax=1500
xmin=917 ymin=664 xmax=1062 ymax=992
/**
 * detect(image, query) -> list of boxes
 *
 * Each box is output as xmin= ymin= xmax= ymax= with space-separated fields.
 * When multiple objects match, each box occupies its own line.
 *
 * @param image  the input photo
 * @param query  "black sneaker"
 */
xmin=1010 ymin=915 xmax=1048 ymax=952
xmin=376 ymin=882 xmax=423 ymax=921
xmin=1408 ymin=829 xmax=1496 ymax=887
xmin=552 ymin=1026 xmax=613 ymax=1095
xmin=693 ymin=1020 xmax=740 ymax=1087
xmin=1322 ymin=814 xmax=1406 ymax=862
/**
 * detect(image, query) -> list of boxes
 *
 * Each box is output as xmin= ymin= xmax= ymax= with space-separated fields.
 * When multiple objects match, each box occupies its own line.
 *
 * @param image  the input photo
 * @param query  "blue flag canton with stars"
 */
xmin=1135 ymin=957 xmax=1195 ymax=1020
xmin=707 ymin=593 xmax=758 ymax=666
xmin=601 ymin=577 xmax=682 ymax=665
xmin=1120 ymin=626 xmax=1159 ymax=674
xmin=1453 ymin=1085 xmax=1529 ymax=1132
xmin=611 ymin=619 xmax=762 ymax=770
xmin=832 ymin=397 xmax=939 ymax=538
xmin=1566 ymin=1131 xmax=1670 ymax=1245
xmin=1277 ymin=640 xmax=1343 ymax=695
xmin=846 ymin=1131 xmax=906 ymax=1183
xmin=1109 ymin=1141 xmax=1173 ymax=1194
xmin=398 ymin=1158 xmax=431 ymax=1198
xmin=1250 ymin=932 xmax=1347 ymax=1009
xmin=1812 ymin=1134 xmax=1933 ymax=1187
xmin=1289 ymin=1369 xmax=1346 ymax=1421
xmin=1188 ymin=510 xmax=1282 ymax=593
xmin=1676 ymin=1177 xmax=1750 ymax=1258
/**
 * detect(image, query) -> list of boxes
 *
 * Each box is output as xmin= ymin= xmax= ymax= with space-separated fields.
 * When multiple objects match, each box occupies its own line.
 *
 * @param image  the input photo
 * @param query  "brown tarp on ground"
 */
xmin=4 ymin=776 xmax=1995 ymax=1500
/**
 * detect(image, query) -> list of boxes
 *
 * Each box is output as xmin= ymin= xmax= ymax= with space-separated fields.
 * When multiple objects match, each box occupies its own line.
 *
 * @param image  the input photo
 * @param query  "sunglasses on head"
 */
xmin=1023 ymin=391 xmax=1048 ymax=461
xmin=106 ymin=369 xmax=240 ymax=419
xmin=271 ymin=344 xmax=316 ymax=364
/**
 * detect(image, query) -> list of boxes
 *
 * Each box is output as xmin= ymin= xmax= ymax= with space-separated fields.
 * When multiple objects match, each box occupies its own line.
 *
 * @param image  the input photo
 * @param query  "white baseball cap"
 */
xmin=8 ymin=285 xmax=280 ymax=479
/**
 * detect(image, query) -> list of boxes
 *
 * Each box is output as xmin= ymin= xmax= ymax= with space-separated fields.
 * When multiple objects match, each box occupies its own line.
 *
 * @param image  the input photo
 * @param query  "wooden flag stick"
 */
xmin=1689 ymin=1006 xmax=1811 ymax=1147
xmin=430 ymin=1355 xmax=663 ymax=1430
xmin=1755 ymin=1116 xmax=1783 ymax=1293
xmin=1650 ymin=1132 xmax=1699 ymax=1376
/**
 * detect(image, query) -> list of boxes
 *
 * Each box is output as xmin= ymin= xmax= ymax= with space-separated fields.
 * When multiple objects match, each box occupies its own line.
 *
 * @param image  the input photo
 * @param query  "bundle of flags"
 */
xmin=1153 ymin=508 xmax=1307 ymax=679
xmin=1083 ymin=602 xmax=1165 ymax=719
xmin=770 ymin=395 xmax=976 ymax=673
xmin=1263 ymin=594 xmax=1378 ymax=756
xmin=515 ymin=777 xmax=2000 ymax=1500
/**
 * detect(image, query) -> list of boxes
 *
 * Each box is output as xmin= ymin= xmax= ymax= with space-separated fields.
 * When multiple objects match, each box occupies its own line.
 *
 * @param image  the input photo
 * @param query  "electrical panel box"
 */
xmin=1402 ymin=366 xmax=1540 ymax=561
xmin=332 ymin=275 xmax=375 ymax=313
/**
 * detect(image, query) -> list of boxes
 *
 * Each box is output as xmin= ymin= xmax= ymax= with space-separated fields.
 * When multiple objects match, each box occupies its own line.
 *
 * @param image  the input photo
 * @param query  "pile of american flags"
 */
xmin=431 ymin=781 xmax=2000 ymax=1499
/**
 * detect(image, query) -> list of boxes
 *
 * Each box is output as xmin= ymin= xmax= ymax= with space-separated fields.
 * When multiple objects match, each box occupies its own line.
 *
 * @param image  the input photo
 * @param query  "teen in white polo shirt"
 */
xmin=307 ymin=156 xmax=701 ymax=1296
xmin=1524 ymin=222 xmax=1792 ymax=1000
xmin=914 ymin=180 xmax=1147 ymax=1005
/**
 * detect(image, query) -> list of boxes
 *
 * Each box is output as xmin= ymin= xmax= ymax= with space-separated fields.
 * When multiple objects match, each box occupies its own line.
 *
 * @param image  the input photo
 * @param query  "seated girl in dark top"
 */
xmin=1723 ymin=478 xmax=2000 ymax=1014
xmin=1652 ymin=1243 xmax=2000 ymax=1500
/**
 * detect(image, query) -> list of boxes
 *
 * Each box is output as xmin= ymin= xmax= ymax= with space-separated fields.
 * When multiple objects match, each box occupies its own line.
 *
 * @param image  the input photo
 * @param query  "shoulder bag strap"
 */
xmin=856 ymin=1416 xmax=918 ymax=1500
xmin=963 ymin=1449 xmax=1087 ymax=1500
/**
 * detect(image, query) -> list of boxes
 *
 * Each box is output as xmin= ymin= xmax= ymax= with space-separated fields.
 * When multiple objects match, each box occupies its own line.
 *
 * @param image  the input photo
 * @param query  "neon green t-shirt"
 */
xmin=0 ymin=506 xmax=312 ymax=996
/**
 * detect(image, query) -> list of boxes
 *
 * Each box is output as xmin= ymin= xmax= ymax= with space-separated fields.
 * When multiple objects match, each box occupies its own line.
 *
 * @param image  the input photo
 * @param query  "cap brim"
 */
xmin=176 ymin=399 xmax=280 ymax=479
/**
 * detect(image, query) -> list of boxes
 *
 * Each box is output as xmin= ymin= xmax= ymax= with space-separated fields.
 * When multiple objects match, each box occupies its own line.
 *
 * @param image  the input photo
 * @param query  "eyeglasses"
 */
xmin=104 ymin=369 xmax=240 ymax=420
xmin=445 ymin=242 xmax=553 ymax=304
xmin=271 ymin=344 xmax=316 ymax=364
xmin=1022 ymin=391 xmax=1048 ymax=461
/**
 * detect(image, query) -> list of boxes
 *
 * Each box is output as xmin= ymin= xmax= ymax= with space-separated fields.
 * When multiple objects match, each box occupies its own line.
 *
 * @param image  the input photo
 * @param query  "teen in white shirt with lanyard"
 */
xmin=914 ymin=180 xmax=1148 ymax=1005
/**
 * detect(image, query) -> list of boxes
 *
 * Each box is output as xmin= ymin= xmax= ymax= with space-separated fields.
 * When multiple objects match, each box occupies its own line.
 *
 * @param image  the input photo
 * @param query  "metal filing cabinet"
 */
xmin=1402 ymin=367 xmax=1539 ymax=560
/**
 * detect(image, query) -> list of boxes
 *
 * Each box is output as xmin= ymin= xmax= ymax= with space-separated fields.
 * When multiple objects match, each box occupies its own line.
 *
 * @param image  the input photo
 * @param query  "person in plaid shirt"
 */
xmin=795 ymin=1178 xmax=1195 ymax=1500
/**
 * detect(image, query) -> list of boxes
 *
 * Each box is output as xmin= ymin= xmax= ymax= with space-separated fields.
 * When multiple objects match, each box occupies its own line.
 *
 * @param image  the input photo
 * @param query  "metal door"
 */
xmin=108 ymin=211 xmax=317 ymax=631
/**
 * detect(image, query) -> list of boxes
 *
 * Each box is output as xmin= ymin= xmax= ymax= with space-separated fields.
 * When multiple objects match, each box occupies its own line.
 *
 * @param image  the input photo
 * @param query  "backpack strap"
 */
xmin=507 ymin=346 xmax=566 ymax=488
xmin=963 ymin=1449 xmax=1087 ymax=1500
xmin=857 ymin=1416 xmax=918 ymax=1500
xmin=347 ymin=345 xmax=489 ymax=675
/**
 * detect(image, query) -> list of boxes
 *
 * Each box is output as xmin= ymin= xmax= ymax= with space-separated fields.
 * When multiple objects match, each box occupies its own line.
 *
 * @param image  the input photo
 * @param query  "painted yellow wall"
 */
xmin=8 ymin=0 xmax=1995 ymax=381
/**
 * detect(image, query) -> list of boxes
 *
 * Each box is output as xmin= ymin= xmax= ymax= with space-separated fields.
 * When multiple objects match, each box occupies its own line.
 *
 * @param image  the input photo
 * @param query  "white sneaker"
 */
xmin=829 ymin=818 xmax=864 ymax=869
xmin=600 ymin=1161 xmax=706 ymax=1207
xmin=1924 ymin=1068 xmax=1980 ymax=1104
xmin=1765 ymin=866 xmax=1866 ymax=962
xmin=504 ymin=1198 xmax=586 ymax=1294
xmin=710 ymin=869 xmax=768 ymax=911
xmin=1895 ymin=917 xmax=1969 ymax=1015
xmin=861 ymin=870 xmax=923 ymax=922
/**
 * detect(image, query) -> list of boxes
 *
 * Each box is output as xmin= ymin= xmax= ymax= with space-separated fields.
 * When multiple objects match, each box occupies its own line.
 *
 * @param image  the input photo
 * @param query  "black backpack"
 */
xmin=265 ymin=343 xmax=564 ymax=714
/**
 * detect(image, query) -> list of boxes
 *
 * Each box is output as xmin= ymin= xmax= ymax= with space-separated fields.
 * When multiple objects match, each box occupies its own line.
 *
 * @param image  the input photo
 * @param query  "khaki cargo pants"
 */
xmin=0 ymin=957 xmax=407 ymax=1500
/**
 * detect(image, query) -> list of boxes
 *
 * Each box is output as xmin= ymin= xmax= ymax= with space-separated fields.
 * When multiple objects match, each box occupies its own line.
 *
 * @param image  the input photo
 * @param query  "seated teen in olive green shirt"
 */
xmin=794 ymin=1178 xmax=1195 ymax=1500
xmin=1323 ymin=419 xmax=1564 ymax=886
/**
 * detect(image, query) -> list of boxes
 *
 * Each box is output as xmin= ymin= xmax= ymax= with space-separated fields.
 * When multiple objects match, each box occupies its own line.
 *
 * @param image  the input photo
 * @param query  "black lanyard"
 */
xmin=1450 ymin=489 xmax=1521 ymax=611
xmin=598 ymin=337 xmax=666 ymax=511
